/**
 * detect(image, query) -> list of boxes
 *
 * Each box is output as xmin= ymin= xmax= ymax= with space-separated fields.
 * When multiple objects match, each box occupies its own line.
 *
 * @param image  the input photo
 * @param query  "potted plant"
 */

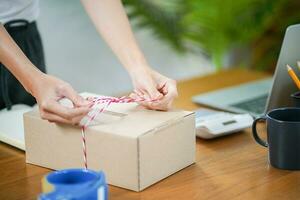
xmin=124 ymin=0 xmax=300 ymax=71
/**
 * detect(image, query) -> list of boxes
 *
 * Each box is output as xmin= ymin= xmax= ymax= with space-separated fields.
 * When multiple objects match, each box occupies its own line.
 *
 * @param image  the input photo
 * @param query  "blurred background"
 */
xmin=38 ymin=0 xmax=300 ymax=95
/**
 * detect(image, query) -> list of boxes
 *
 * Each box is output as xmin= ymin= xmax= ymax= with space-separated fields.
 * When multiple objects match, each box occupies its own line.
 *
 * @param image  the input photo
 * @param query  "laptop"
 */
xmin=193 ymin=24 xmax=300 ymax=116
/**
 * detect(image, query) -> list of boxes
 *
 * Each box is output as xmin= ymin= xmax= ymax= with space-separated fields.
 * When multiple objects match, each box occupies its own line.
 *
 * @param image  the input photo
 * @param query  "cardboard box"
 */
xmin=24 ymin=93 xmax=195 ymax=191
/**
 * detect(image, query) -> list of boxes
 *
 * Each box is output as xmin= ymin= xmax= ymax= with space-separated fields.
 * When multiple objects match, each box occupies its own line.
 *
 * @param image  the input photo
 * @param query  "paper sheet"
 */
xmin=0 ymin=104 xmax=34 ymax=150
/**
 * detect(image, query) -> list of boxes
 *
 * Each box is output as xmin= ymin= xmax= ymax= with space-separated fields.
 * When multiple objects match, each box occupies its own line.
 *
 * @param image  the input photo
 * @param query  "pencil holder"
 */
xmin=291 ymin=91 xmax=300 ymax=107
xmin=39 ymin=168 xmax=108 ymax=200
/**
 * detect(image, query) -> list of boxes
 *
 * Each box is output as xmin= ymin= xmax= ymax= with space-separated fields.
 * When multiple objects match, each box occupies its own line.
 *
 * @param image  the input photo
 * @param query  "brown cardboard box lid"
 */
xmin=64 ymin=92 xmax=193 ymax=138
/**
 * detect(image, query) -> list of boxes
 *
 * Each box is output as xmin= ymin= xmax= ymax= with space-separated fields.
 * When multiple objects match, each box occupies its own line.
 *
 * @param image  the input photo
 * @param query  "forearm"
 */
xmin=0 ymin=25 xmax=42 ymax=94
xmin=81 ymin=0 xmax=149 ymax=75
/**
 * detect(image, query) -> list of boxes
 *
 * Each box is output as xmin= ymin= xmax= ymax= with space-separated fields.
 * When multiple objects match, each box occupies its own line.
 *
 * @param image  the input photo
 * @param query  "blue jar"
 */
xmin=39 ymin=169 xmax=108 ymax=200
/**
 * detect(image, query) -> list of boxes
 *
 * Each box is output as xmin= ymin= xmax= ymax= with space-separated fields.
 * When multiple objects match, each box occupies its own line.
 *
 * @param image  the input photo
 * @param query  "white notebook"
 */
xmin=0 ymin=104 xmax=34 ymax=150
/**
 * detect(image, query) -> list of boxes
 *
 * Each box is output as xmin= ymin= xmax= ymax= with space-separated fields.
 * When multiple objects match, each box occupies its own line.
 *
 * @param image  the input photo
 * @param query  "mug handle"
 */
xmin=252 ymin=116 xmax=268 ymax=147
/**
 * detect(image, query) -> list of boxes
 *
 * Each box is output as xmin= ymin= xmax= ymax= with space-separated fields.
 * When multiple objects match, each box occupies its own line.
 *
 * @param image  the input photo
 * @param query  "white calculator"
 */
xmin=195 ymin=108 xmax=254 ymax=139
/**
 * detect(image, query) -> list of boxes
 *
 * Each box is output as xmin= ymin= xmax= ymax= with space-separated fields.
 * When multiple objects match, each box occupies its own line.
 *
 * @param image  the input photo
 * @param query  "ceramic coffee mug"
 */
xmin=252 ymin=107 xmax=300 ymax=170
xmin=291 ymin=91 xmax=300 ymax=107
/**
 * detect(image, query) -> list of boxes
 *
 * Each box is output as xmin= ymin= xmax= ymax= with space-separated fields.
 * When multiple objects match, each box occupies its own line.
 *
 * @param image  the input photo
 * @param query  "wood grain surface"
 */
xmin=1 ymin=69 xmax=299 ymax=200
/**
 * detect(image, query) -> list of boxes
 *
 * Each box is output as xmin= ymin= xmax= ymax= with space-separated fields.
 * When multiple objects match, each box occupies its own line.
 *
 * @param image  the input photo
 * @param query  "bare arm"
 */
xmin=81 ymin=0 xmax=178 ymax=110
xmin=81 ymin=0 xmax=147 ymax=74
xmin=0 ymin=25 xmax=89 ymax=124
xmin=0 ymin=25 xmax=42 ymax=94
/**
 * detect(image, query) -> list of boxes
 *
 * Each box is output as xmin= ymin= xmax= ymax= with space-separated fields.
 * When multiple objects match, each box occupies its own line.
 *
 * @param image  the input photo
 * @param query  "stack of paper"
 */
xmin=0 ymin=104 xmax=34 ymax=150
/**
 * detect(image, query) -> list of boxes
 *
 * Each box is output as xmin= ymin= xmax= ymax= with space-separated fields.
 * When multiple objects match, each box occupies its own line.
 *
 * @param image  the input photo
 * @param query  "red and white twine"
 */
xmin=80 ymin=95 xmax=155 ymax=169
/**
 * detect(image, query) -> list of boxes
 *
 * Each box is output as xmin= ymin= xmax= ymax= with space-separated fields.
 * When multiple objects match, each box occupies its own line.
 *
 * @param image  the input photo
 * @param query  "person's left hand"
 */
xmin=129 ymin=67 xmax=178 ymax=111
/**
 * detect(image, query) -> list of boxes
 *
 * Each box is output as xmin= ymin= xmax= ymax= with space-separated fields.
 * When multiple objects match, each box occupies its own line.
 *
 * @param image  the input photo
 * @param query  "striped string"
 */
xmin=80 ymin=127 xmax=88 ymax=169
xmin=80 ymin=95 xmax=156 ymax=169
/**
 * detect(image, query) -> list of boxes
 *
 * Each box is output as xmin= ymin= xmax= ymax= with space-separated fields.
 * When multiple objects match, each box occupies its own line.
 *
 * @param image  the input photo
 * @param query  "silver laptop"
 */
xmin=193 ymin=24 xmax=300 ymax=116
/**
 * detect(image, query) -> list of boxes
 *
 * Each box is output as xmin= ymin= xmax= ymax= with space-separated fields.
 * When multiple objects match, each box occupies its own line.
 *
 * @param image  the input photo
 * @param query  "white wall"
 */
xmin=38 ymin=0 xmax=213 ymax=96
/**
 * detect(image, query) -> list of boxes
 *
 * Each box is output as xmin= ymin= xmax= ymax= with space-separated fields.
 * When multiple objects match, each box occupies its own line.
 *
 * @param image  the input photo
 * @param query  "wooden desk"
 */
xmin=1 ymin=69 xmax=300 ymax=200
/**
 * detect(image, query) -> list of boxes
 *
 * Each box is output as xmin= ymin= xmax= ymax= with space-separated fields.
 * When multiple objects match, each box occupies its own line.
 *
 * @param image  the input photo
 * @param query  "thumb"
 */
xmin=63 ymin=86 xmax=88 ymax=107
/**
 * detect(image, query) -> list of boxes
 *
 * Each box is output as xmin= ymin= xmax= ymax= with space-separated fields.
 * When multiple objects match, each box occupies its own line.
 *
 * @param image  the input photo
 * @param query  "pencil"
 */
xmin=287 ymin=64 xmax=300 ymax=89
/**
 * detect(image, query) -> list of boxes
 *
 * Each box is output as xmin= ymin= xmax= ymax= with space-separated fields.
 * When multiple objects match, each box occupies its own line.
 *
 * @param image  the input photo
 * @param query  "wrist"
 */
xmin=23 ymin=66 xmax=44 ymax=96
xmin=128 ymin=64 xmax=152 ymax=79
xmin=123 ymin=52 xmax=150 ymax=75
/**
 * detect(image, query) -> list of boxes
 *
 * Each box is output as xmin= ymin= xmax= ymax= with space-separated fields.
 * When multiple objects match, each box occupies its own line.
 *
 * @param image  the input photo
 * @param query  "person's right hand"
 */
xmin=31 ymin=74 xmax=90 ymax=125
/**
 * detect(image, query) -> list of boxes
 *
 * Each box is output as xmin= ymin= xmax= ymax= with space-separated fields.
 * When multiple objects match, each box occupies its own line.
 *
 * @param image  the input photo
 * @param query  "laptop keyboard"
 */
xmin=230 ymin=94 xmax=268 ymax=114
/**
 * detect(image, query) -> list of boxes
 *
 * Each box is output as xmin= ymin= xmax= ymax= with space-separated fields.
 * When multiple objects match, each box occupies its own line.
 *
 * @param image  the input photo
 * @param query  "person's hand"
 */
xmin=129 ymin=67 xmax=178 ymax=111
xmin=31 ymin=74 xmax=90 ymax=125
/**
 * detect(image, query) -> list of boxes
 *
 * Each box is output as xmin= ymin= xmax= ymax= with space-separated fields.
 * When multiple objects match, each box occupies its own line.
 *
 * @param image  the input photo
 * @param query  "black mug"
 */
xmin=252 ymin=107 xmax=300 ymax=170
xmin=291 ymin=91 xmax=300 ymax=107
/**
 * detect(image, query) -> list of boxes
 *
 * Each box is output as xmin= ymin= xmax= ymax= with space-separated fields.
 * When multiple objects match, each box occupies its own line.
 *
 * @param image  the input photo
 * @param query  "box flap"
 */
xmin=83 ymin=93 xmax=193 ymax=138
xmin=26 ymin=93 xmax=193 ymax=138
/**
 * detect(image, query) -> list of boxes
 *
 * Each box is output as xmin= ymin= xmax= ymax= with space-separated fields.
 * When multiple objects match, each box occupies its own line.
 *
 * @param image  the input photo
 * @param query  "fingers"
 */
xmin=151 ymin=97 xmax=173 ymax=111
xmin=41 ymin=111 xmax=85 ymax=125
xmin=43 ymin=100 xmax=90 ymax=119
xmin=165 ymin=80 xmax=178 ymax=99
xmin=39 ymin=100 xmax=90 ymax=125
xmin=33 ymin=75 xmax=91 ymax=125
xmin=40 ymin=112 xmax=72 ymax=124
xmin=61 ymin=84 xmax=89 ymax=107
xmin=146 ymin=80 xmax=178 ymax=111
xmin=133 ymin=89 xmax=143 ymax=97
xmin=134 ymin=83 xmax=164 ymax=101
xmin=132 ymin=79 xmax=178 ymax=111
xmin=130 ymin=92 xmax=154 ymax=109
xmin=142 ymin=84 xmax=163 ymax=101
